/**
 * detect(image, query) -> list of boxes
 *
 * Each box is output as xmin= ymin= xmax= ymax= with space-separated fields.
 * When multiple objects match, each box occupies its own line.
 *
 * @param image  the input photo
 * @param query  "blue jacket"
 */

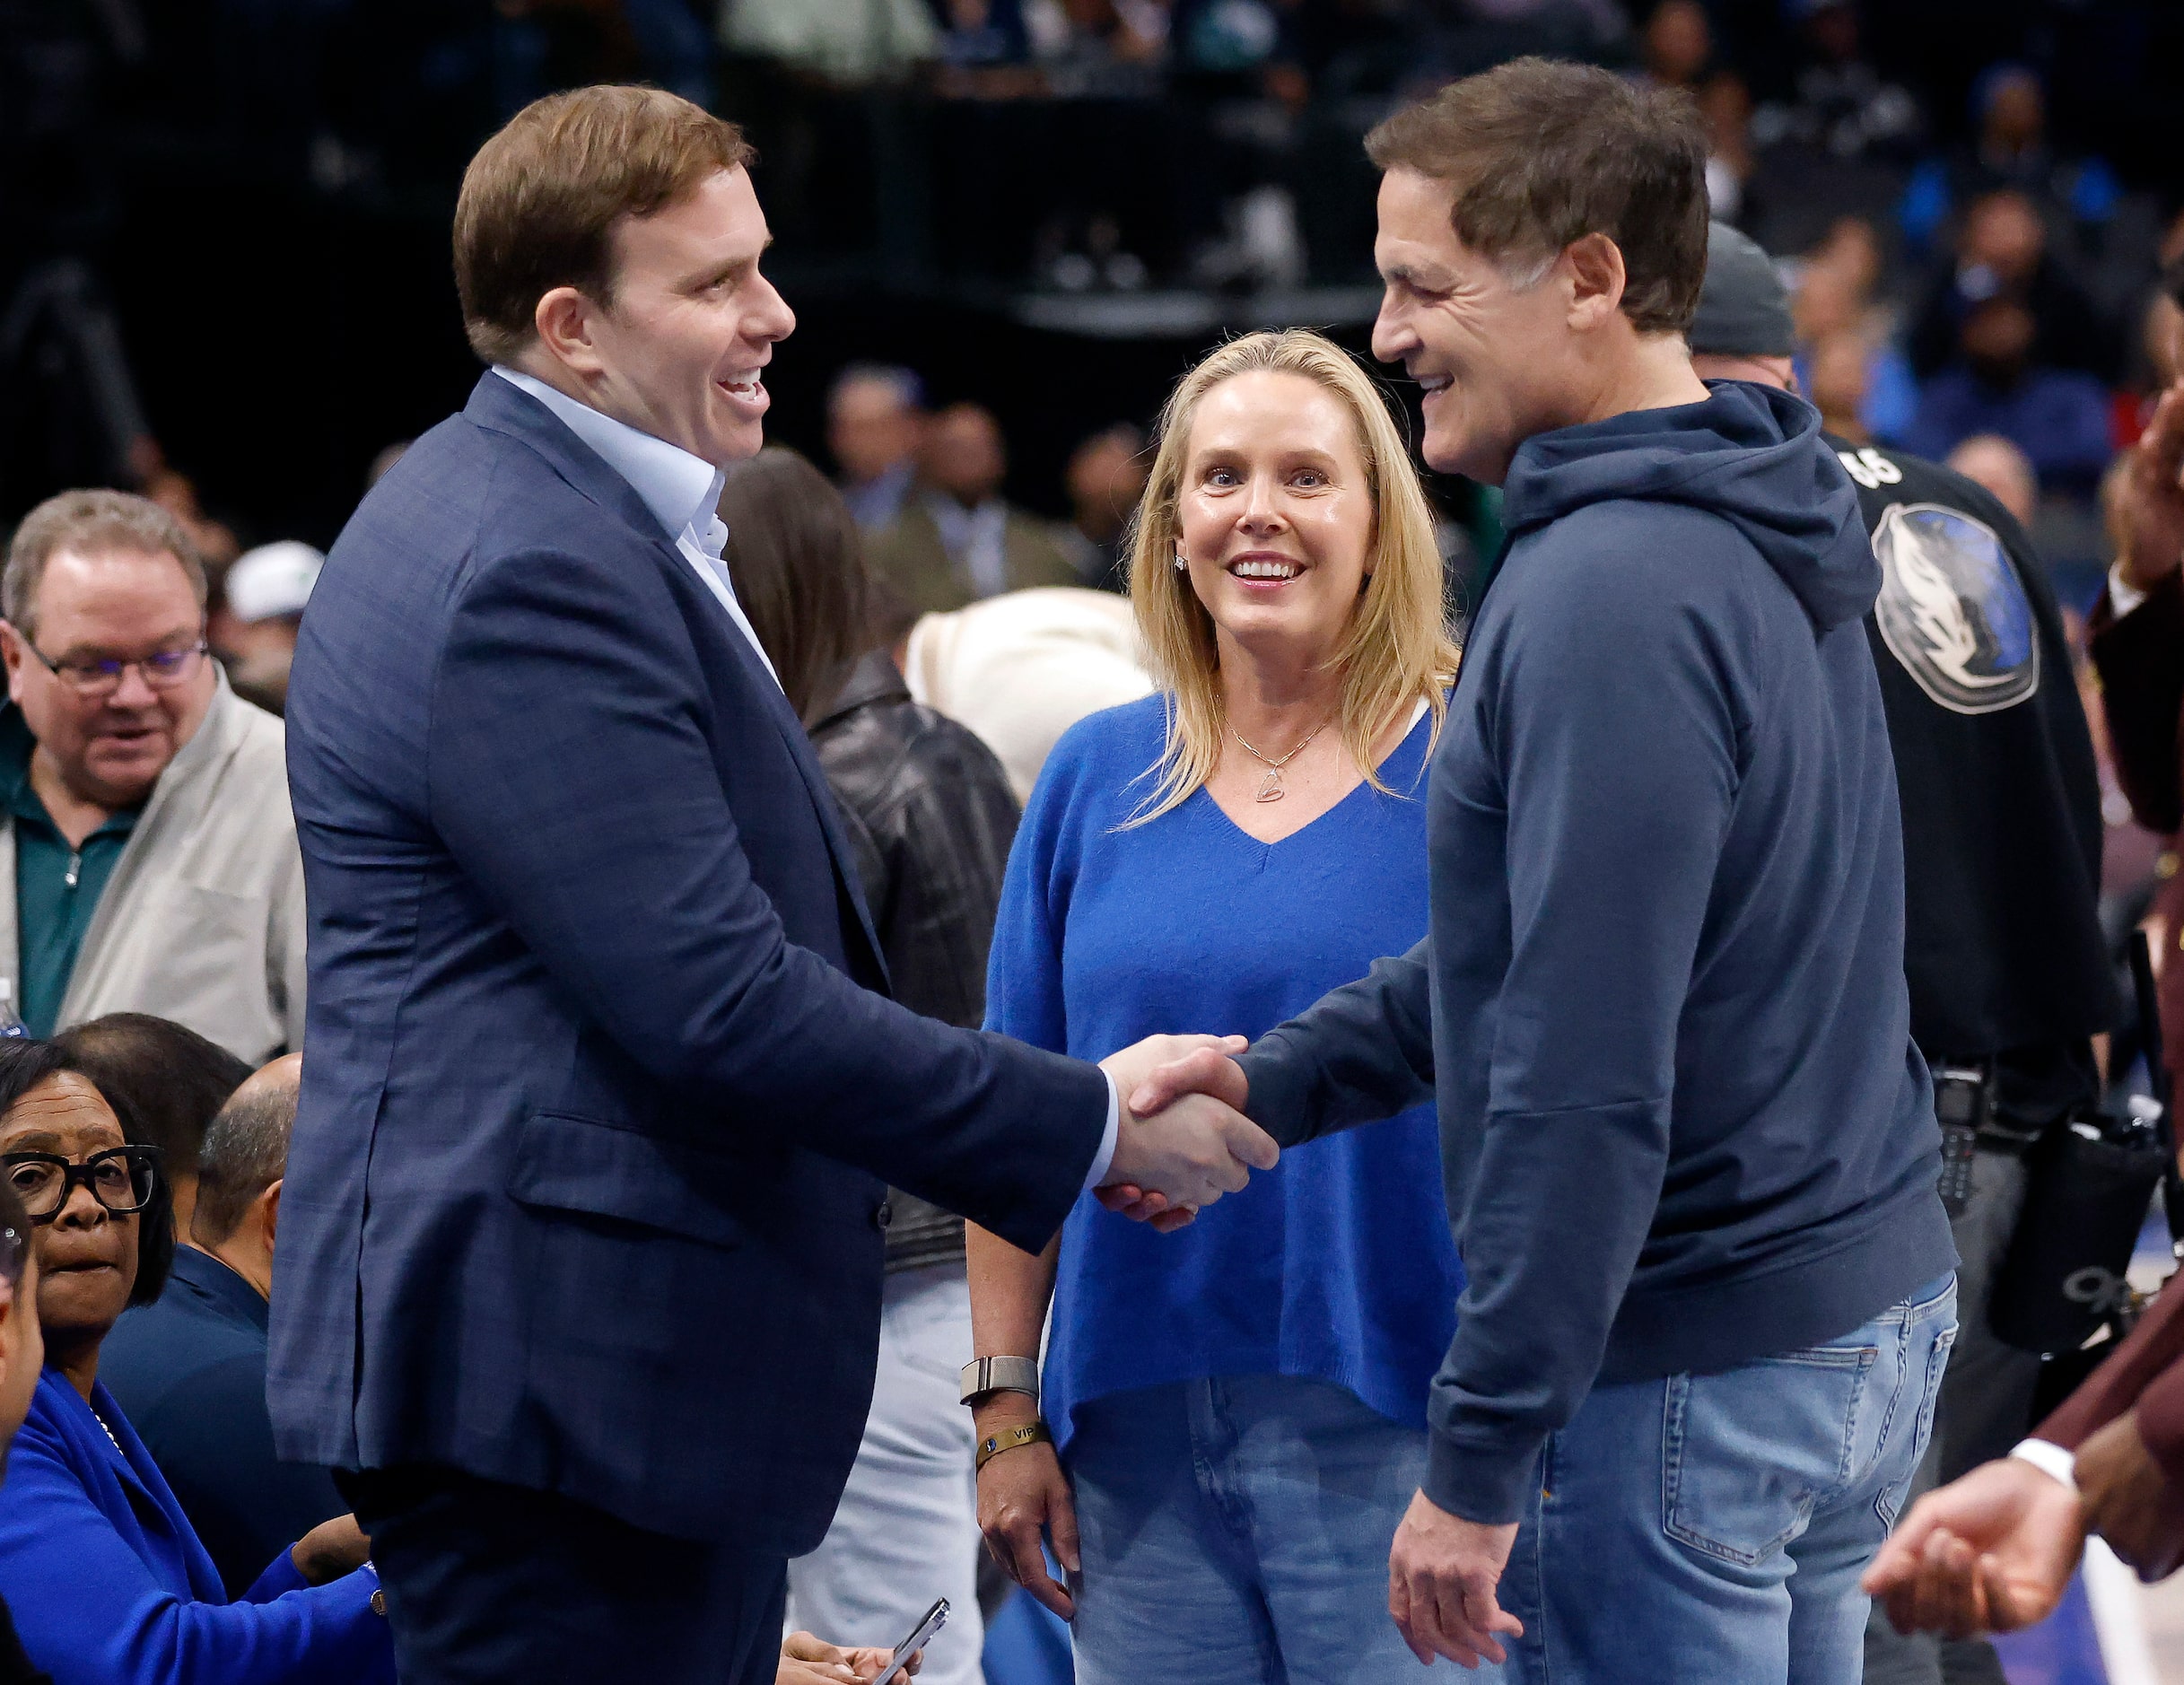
xmin=99 ymin=1249 xmax=344 ymax=1598
xmin=270 ymin=373 xmax=1109 ymax=1549
xmin=1239 ymin=382 xmax=1957 ymax=1524
xmin=0 ymin=1369 xmax=389 ymax=1685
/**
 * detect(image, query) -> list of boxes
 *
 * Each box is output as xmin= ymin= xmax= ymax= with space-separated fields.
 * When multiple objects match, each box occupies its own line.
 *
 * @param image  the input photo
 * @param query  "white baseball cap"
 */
xmin=223 ymin=541 xmax=325 ymax=624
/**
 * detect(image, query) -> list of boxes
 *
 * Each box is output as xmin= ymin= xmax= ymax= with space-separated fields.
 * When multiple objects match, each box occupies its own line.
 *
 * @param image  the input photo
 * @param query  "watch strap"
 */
xmin=976 ymin=1420 xmax=1054 ymax=1472
xmin=960 ymin=1354 xmax=1041 ymax=1406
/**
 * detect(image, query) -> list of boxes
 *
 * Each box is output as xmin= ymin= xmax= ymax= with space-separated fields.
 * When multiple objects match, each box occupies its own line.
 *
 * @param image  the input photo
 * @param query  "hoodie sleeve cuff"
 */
xmin=1422 ymin=1426 xmax=1545 ymax=1528
xmin=1235 ymin=1043 xmax=1320 ymax=1149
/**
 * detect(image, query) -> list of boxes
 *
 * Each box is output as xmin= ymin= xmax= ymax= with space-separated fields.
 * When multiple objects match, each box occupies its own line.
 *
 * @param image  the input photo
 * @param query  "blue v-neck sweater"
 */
xmin=986 ymin=696 xmax=1461 ymax=1450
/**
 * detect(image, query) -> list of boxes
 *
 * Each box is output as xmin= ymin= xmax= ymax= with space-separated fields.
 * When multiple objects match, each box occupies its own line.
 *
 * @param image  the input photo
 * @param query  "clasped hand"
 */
xmin=1862 ymin=1409 xmax=2184 ymax=1639
xmin=1094 ymin=1035 xmax=1274 ymax=1230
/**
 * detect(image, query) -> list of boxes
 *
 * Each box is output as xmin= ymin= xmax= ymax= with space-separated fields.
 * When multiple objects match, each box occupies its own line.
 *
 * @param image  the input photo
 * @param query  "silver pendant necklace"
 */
xmin=1230 ymin=720 xmax=1329 ymax=803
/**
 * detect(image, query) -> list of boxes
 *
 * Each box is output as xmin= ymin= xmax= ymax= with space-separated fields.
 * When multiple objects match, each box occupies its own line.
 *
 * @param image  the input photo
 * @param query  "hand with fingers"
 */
xmin=1386 ymin=1489 xmax=1524 ymax=1670
xmin=2077 ymin=1410 xmax=2184 ymax=1582
xmin=1093 ymin=1036 xmax=1258 ymax=1231
xmin=777 ymin=1631 xmax=918 ymax=1683
xmin=1095 ymin=1034 xmax=1275 ymax=1227
xmin=974 ymin=1396 xmax=1081 ymax=1621
xmin=1859 ymin=1454 xmax=2086 ymax=1637
xmin=2118 ymin=381 xmax=2184 ymax=594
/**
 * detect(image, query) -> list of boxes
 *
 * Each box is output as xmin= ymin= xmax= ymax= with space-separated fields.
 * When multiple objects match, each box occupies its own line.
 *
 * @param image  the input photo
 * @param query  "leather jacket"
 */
xmin=812 ymin=651 xmax=1023 ymax=1270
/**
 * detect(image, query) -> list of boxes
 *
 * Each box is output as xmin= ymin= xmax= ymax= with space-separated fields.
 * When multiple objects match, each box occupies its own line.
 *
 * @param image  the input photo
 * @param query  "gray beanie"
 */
xmin=1689 ymin=223 xmax=1795 ymax=358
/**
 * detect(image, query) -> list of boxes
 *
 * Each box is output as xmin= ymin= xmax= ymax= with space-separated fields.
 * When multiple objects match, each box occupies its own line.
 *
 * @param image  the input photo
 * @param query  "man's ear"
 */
xmin=259 ymin=1178 xmax=283 ymax=1254
xmin=0 ymin=623 xmax=28 ymax=706
xmin=1563 ymin=233 xmax=1628 ymax=332
xmin=532 ymin=287 xmax=608 ymax=379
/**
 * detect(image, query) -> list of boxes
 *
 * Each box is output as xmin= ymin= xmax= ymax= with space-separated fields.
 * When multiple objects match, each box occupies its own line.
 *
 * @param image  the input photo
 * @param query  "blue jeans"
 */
xmin=1065 ymin=1373 xmax=1461 ymax=1683
xmin=1498 ymin=1275 xmax=1957 ymax=1685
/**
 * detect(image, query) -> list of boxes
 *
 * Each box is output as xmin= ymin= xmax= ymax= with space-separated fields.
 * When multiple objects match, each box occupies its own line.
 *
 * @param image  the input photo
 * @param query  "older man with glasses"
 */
xmin=0 ymin=491 xmax=305 ymax=1065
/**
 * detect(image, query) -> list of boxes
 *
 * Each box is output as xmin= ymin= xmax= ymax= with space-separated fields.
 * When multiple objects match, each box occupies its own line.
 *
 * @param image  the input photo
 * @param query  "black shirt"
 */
xmin=1826 ymin=434 xmax=2118 ymax=1118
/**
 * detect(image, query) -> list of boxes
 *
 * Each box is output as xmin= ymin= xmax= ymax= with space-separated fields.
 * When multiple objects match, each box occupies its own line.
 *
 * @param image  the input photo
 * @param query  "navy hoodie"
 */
xmin=1238 ymin=381 xmax=1957 ymax=1524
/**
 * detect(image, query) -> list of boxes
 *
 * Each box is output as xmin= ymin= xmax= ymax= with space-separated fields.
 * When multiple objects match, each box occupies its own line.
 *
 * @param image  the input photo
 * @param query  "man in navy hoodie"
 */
xmin=1127 ymin=58 xmax=1958 ymax=1682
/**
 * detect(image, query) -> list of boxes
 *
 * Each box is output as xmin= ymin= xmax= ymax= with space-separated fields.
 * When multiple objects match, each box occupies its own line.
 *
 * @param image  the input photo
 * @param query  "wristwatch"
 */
xmin=959 ymin=1355 xmax=1041 ymax=1407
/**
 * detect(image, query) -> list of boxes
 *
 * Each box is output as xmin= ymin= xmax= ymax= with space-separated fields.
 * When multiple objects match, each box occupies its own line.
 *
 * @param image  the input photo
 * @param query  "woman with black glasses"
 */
xmin=0 ymin=1039 xmax=392 ymax=1685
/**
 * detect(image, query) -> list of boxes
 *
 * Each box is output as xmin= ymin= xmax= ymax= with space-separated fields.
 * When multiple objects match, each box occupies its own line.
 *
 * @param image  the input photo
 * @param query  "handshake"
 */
xmin=1093 ymin=1035 xmax=1273 ymax=1231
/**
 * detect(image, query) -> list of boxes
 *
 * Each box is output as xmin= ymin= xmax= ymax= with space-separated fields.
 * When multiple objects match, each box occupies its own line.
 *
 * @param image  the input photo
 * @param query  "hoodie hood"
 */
xmin=1500 ymin=380 xmax=1875 ymax=633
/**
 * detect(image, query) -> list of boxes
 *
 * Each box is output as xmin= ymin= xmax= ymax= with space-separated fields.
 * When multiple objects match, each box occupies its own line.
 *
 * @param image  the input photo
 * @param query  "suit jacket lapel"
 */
xmin=465 ymin=376 xmax=888 ymax=988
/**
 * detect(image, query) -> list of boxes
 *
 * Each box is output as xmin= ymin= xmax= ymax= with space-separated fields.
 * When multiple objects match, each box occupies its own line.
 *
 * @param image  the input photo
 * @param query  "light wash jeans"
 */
xmin=1065 ymin=1373 xmax=1463 ymax=1684
xmin=1496 ymin=1274 xmax=1958 ymax=1685
xmin=787 ymin=1265 xmax=984 ymax=1685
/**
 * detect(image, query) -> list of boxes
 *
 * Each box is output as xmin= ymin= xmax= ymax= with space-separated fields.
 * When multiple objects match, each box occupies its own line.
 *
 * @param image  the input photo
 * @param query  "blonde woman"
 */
xmin=965 ymin=330 xmax=1481 ymax=1682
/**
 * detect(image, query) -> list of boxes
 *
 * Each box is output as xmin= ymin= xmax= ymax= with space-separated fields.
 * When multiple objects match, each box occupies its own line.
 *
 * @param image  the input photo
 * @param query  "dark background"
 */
xmin=4 ymin=0 xmax=2180 ymax=548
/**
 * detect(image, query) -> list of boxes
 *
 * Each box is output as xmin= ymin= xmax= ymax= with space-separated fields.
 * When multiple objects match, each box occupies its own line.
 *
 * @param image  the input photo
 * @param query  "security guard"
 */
xmin=1690 ymin=223 xmax=2120 ymax=1685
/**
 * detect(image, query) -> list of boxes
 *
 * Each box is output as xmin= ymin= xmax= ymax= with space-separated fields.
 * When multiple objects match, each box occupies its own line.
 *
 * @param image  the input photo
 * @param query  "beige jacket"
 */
xmin=0 ymin=676 xmax=306 ymax=1063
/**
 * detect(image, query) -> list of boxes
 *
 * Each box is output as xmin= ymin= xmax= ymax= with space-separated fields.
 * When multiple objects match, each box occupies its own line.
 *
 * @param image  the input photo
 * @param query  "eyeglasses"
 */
xmin=1 ymin=1146 xmax=162 ymax=1222
xmin=23 ymin=641 xmax=209 ymax=699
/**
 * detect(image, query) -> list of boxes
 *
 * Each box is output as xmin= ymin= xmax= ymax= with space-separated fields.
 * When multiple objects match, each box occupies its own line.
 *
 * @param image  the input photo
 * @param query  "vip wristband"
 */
xmin=976 ymin=1420 xmax=1053 ymax=1472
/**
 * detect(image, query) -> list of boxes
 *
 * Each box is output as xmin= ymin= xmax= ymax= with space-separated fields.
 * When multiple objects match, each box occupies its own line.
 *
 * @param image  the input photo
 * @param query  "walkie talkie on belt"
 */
xmin=1933 ymin=1064 xmax=1989 ymax=1221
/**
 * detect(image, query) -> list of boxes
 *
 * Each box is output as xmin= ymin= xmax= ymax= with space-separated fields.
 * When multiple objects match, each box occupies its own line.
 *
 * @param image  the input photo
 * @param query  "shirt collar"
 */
xmin=494 ymin=367 xmax=729 ymax=557
xmin=170 ymin=1244 xmax=271 ymax=1332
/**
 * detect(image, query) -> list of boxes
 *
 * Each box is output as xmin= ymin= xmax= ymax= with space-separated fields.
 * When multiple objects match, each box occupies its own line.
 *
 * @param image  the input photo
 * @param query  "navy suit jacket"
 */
xmin=269 ymin=374 xmax=1107 ymax=1549
xmin=100 ymin=1247 xmax=346 ymax=1597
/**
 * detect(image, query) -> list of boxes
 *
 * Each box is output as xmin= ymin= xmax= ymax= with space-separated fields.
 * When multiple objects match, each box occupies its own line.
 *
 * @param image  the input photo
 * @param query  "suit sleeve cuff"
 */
xmin=1422 ymin=1426 xmax=1542 ymax=1528
xmin=1081 ymin=1072 xmax=1120 ymax=1190
xmin=2011 ymin=1437 xmax=2078 ymax=1492
xmin=2110 ymin=563 xmax=2152 ymax=621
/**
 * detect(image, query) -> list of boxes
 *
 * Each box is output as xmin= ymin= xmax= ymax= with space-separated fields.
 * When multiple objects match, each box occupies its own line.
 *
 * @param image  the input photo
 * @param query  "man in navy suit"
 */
xmin=267 ymin=85 xmax=1277 ymax=1684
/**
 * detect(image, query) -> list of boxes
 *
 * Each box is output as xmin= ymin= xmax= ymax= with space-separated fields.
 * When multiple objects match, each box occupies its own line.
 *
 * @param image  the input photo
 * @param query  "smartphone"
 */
xmin=869 ymin=1597 xmax=948 ymax=1685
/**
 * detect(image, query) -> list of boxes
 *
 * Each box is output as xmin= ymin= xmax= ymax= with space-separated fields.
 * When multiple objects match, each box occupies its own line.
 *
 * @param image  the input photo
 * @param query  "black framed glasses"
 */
xmin=1 ymin=1146 xmax=162 ymax=1222
xmin=23 ymin=641 xmax=209 ymax=699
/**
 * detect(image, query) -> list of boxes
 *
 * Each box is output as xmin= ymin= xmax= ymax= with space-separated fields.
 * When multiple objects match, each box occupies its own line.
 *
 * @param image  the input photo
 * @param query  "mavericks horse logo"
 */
xmin=1871 ymin=502 xmax=2039 ymax=715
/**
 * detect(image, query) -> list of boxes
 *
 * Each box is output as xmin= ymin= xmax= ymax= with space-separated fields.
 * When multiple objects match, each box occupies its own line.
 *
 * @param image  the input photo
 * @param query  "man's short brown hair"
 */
xmin=453 ymin=84 xmax=757 ymax=365
xmin=4 ymin=490 xmax=207 ymax=642
xmin=1367 ymin=57 xmax=1710 ymax=336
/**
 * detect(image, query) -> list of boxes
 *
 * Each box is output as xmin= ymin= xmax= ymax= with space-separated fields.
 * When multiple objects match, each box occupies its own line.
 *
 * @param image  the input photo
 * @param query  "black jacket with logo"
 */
xmin=1827 ymin=433 xmax=2117 ymax=1119
xmin=811 ymin=650 xmax=1025 ymax=1270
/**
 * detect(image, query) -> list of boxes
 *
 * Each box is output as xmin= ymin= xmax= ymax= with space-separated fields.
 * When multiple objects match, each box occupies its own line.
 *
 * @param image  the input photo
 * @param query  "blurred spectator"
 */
xmin=901 ymin=587 xmax=1153 ymax=803
xmin=1055 ymin=423 xmax=1148 ymax=589
xmin=1902 ymin=65 xmax=2125 ymax=258
xmin=1806 ymin=332 xmax=1874 ymax=445
xmin=1699 ymin=70 xmax=1757 ymax=226
xmin=1909 ymin=188 xmax=2114 ymax=381
xmin=98 ymin=1056 xmax=348 ymax=1601
xmin=1792 ymin=240 xmax=1917 ymax=442
xmin=212 ymin=543 xmax=322 ymax=719
xmin=828 ymin=365 xmax=927 ymax=533
xmin=51 ymin=1015 xmax=249 ymax=1244
xmin=720 ymin=0 xmax=939 ymax=84
xmin=933 ymin=0 xmax=1040 ymax=93
xmin=1905 ymin=297 xmax=2114 ymax=496
xmin=868 ymin=404 xmax=1079 ymax=612
xmin=1944 ymin=434 xmax=2040 ymax=530
xmin=0 ymin=493 xmax=306 ymax=1064
xmin=0 ymin=1038 xmax=392 ymax=1682
xmin=1750 ymin=0 xmax=1921 ymax=165
xmin=363 ymin=443 xmax=409 ymax=491
xmin=137 ymin=466 xmax=240 ymax=572
xmin=1034 ymin=0 xmax=1166 ymax=100
xmin=1637 ymin=0 xmax=1711 ymax=92
xmin=721 ymin=447 xmax=1018 ymax=1685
